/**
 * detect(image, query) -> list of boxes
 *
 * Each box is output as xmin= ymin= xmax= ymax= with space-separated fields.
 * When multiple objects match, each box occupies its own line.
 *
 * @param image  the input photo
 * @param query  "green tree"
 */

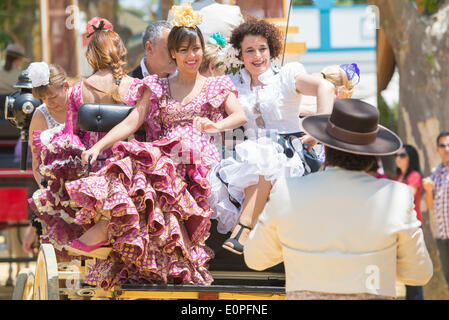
xmin=0 ymin=0 xmax=38 ymax=51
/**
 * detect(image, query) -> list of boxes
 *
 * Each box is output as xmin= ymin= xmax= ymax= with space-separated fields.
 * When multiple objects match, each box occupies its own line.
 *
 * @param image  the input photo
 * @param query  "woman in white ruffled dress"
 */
xmin=207 ymin=18 xmax=337 ymax=255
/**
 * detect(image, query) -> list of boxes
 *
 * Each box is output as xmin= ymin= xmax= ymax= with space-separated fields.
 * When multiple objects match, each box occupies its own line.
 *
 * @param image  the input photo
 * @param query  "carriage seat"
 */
xmin=77 ymin=103 xmax=145 ymax=136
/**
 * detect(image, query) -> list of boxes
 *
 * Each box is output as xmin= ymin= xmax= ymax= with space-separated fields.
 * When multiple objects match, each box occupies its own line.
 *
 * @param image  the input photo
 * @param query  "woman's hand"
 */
xmin=300 ymin=134 xmax=318 ymax=152
xmin=193 ymin=117 xmax=222 ymax=133
xmin=81 ymin=146 xmax=101 ymax=166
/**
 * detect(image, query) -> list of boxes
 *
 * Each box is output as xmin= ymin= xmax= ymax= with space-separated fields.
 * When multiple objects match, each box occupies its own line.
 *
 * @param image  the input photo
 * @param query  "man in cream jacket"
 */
xmin=244 ymin=99 xmax=433 ymax=299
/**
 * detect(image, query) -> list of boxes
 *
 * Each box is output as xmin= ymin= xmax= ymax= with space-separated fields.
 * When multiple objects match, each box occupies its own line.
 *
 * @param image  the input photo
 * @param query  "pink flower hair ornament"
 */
xmin=86 ymin=17 xmax=114 ymax=38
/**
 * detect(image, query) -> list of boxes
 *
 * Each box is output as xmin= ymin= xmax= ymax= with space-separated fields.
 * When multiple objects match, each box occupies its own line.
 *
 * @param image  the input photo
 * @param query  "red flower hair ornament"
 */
xmin=86 ymin=17 xmax=114 ymax=38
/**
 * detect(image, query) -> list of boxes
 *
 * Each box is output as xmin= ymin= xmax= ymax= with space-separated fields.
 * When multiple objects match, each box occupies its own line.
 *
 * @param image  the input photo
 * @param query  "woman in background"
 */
xmin=394 ymin=144 xmax=424 ymax=300
xmin=0 ymin=44 xmax=25 ymax=96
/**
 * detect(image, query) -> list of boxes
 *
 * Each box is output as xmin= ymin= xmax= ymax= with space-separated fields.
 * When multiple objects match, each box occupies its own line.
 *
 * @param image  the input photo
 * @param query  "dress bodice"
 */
xmin=159 ymin=78 xmax=225 ymax=136
xmin=130 ymin=74 xmax=238 ymax=165
xmin=228 ymin=62 xmax=306 ymax=138
xmin=36 ymin=104 xmax=64 ymax=129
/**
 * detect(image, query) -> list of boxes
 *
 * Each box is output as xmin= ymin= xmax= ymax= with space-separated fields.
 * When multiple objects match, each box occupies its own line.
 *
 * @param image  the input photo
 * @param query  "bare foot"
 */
xmin=78 ymin=219 xmax=109 ymax=246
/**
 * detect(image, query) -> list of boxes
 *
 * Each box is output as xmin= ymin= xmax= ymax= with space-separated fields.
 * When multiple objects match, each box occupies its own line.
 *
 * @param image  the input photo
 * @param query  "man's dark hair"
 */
xmin=142 ymin=21 xmax=172 ymax=48
xmin=436 ymin=131 xmax=449 ymax=145
xmin=324 ymin=146 xmax=376 ymax=172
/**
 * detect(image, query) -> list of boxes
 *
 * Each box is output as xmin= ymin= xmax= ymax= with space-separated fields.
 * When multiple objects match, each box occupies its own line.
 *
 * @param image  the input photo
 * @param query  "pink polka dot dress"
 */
xmin=28 ymin=80 xmax=143 ymax=258
xmin=64 ymin=75 xmax=237 ymax=289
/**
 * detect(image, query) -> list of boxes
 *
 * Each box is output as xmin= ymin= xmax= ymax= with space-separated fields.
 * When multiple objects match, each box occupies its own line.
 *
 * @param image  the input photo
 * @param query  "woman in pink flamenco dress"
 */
xmin=28 ymin=18 xmax=145 ymax=258
xmin=64 ymin=14 xmax=247 ymax=289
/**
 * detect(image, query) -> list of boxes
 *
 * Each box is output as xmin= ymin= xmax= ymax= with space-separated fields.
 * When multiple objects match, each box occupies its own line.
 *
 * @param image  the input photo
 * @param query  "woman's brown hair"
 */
xmin=32 ymin=64 xmax=68 ymax=100
xmin=85 ymin=30 xmax=128 ymax=103
xmin=230 ymin=18 xmax=284 ymax=60
xmin=167 ymin=26 xmax=205 ymax=63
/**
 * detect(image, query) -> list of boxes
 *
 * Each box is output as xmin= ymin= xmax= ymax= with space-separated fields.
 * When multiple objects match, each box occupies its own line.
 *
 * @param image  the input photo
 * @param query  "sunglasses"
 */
xmin=395 ymin=152 xmax=408 ymax=158
xmin=438 ymin=143 xmax=449 ymax=149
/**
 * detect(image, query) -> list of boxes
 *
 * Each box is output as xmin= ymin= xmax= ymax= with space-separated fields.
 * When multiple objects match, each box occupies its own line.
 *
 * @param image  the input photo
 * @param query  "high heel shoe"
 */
xmin=66 ymin=238 xmax=112 ymax=260
xmin=222 ymin=222 xmax=252 ymax=255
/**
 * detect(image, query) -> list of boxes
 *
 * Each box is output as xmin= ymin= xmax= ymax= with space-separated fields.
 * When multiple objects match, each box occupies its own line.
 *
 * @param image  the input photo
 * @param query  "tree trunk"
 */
xmin=161 ymin=0 xmax=174 ymax=20
xmin=369 ymin=0 xmax=449 ymax=299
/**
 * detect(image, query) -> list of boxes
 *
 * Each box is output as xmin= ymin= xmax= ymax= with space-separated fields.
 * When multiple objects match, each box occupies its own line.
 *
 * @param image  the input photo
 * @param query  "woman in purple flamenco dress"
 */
xmin=28 ymin=18 xmax=147 ymax=258
xmin=63 ymin=18 xmax=247 ymax=288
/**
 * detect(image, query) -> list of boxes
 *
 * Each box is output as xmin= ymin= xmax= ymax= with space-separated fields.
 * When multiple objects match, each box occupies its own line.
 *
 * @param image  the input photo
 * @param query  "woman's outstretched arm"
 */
xmin=295 ymin=73 xmax=335 ymax=150
xmin=81 ymin=88 xmax=151 ymax=165
xmin=295 ymin=73 xmax=335 ymax=114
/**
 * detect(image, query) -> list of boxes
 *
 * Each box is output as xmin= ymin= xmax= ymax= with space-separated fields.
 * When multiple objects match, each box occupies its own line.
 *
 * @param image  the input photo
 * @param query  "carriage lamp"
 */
xmin=4 ymin=70 xmax=42 ymax=171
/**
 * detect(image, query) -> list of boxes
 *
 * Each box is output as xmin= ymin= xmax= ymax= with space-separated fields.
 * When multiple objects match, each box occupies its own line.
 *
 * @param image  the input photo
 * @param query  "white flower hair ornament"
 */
xmin=27 ymin=62 xmax=51 ymax=88
xmin=221 ymin=45 xmax=243 ymax=75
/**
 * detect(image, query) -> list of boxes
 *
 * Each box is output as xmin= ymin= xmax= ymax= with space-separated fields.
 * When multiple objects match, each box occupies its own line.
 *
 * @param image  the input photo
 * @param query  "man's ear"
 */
xmin=145 ymin=41 xmax=153 ymax=56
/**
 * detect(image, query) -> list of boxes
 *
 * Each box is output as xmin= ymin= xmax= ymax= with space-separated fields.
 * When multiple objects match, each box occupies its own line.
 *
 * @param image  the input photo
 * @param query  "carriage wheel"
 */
xmin=33 ymin=244 xmax=59 ymax=300
xmin=12 ymin=268 xmax=35 ymax=300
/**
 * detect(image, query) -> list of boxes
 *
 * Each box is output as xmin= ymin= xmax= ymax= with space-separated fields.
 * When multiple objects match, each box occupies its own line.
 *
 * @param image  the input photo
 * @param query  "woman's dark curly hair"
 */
xmin=324 ymin=146 xmax=376 ymax=172
xmin=230 ymin=18 xmax=284 ymax=59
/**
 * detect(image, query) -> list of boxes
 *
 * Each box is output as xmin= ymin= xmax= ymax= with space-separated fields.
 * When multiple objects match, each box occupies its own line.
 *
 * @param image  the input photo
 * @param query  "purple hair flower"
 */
xmin=340 ymin=63 xmax=360 ymax=86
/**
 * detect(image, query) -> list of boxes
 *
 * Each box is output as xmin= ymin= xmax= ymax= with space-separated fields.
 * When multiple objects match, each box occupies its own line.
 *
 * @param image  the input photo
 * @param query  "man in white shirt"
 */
xmin=191 ymin=0 xmax=244 ymax=40
xmin=244 ymin=98 xmax=433 ymax=299
xmin=128 ymin=21 xmax=177 ymax=79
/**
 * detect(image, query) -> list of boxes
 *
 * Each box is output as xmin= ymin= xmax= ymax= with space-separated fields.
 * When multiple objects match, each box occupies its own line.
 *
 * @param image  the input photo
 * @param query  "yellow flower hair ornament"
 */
xmin=169 ymin=2 xmax=202 ymax=28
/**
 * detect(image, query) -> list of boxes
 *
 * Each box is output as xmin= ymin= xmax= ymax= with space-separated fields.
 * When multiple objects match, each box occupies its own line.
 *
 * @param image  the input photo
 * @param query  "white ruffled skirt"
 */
xmin=208 ymin=136 xmax=305 ymax=234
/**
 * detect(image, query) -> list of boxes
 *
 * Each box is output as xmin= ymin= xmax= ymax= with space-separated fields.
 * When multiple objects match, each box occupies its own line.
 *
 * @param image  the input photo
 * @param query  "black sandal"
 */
xmin=222 ymin=222 xmax=252 ymax=255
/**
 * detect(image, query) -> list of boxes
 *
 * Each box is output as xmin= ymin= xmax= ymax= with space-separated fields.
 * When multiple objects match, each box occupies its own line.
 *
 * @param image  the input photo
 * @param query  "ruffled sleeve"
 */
xmin=279 ymin=62 xmax=307 ymax=98
xmin=140 ymin=75 xmax=166 ymax=141
xmin=206 ymin=75 xmax=238 ymax=109
xmin=123 ymin=77 xmax=144 ymax=106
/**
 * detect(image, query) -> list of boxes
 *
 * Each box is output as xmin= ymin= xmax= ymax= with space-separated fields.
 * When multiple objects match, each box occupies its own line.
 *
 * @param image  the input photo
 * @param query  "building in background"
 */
xmin=288 ymin=0 xmax=380 ymax=106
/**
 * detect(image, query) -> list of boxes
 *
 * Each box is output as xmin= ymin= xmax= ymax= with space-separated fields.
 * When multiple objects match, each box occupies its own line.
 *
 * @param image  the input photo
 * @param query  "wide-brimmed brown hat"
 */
xmin=302 ymin=98 xmax=402 ymax=156
xmin=5 ymin=44 xmax=25 ymax=57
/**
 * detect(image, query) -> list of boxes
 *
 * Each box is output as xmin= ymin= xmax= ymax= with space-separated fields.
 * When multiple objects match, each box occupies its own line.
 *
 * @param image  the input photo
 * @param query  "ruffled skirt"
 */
xmin=64 ymin=137 xmax=214 ymax=289
xmin=28 ymin=126 xmax=88 ymax=257
xmin=208 ymin=136 xmax=305 ymax=234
